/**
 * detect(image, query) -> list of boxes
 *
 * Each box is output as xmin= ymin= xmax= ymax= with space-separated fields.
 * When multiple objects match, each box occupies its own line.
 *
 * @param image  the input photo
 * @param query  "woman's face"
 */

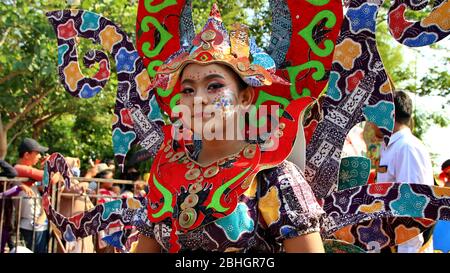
xmin=179 ymin=63 xmax=251 ymax=139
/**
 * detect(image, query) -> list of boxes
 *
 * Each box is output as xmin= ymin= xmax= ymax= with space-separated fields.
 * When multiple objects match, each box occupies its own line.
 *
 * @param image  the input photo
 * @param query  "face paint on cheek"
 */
xmin=211 ymin=88 xmax=237 ymax=118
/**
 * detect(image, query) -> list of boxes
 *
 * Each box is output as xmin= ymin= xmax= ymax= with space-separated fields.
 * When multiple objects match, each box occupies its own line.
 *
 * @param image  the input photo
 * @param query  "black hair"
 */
xmin=394 ymin=90 xmax=413 ymax=126
xmin=95 ymin=170 xmax=113 ymax=179
xmin=442 ymin=159 xmax=450 ymax=171
xmin=19 ymin=150 xmax=27 ymax=158
xmin=105 ymin=159 xmax=115 ymax=165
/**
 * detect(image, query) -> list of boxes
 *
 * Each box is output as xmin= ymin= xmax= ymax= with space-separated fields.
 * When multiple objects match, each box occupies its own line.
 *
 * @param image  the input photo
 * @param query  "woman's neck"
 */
xmin=196 ymin=139 xmax=248 ymax=166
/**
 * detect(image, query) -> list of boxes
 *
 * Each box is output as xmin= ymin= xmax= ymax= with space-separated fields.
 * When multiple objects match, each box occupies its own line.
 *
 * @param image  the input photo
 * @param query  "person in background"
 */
xmin=95 ymin=163 xmax=116 ymax=204
xmin=133 ymin=180 xmax=147 ymax=198
xmin=377 ymin=91 xmax=434 ymax=253
xmin=84 ymin=159 xmax=98 ymax=179
xmin=0 ymin=159 xmax=18 ymax=178
xmin=438 ymin=159 xmax=450 ymax=187
xmin=112 ymin=185 xmax=122 ymax=197
xmin=118 ymin=166 xmax=141 ymax=198
xmin=363 ymin=122 xmax=384 ymax=184
xmin=1 ymin=159 xmax=34 ymax=253
xmin=13 ymin=138 xmax=52 ymax=253
xmin=105 ymin=159 xmax=115 ymax=172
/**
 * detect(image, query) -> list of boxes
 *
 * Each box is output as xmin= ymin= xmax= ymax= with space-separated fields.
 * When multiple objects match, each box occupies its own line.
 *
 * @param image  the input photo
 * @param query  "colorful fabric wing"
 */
xmin=322 ymin=183 xmax=450 ymax=235
xmin=273 ymin=0 xmax=343 ymax=99
xmin=387 ymin=0 xmax=450 ymax=47
xmin=331 ymin=217 xmax=434 ymax=251
xmin=135 ymin=0 xmax=194 ymax=116
xmin=42 ymin=153 xmax=147 ymax=252
xmin=46 ymin=10 xmax=164 ymax=169
xmin=305 ymin=0 xmax=396 ymax=198
xmin=304 ymin=0 xmax=450 ymax=199
xmin=322 ymin=182 xmax=450 ymax=251
xmin=338 ymin=156 xmax=371 ymax=191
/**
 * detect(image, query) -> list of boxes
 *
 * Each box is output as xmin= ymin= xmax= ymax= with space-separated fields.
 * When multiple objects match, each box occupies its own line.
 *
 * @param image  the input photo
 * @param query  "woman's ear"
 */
xmin=239 ymin=86 xmax=254 ymax=107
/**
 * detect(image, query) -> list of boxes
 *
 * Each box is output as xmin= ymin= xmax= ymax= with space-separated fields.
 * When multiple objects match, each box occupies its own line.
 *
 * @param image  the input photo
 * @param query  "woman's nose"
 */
xmin=194 ymin=89 xmax=209 ymax=105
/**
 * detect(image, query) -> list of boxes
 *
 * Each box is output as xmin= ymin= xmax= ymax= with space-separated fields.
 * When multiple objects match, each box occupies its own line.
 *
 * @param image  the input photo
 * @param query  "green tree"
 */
xmin=0 ymin=0 xmax=137 ymax=165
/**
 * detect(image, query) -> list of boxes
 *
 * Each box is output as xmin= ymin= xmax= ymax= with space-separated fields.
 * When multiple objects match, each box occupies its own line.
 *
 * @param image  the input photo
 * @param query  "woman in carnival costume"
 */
xmin=133 ymin=4 xmax=327 ymax=252
xmin=42 ymin=0 xmax=450 ymax=253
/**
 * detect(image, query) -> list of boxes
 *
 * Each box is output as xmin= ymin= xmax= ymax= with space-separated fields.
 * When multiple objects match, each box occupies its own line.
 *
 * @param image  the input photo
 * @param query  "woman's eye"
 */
xmin=181 ymin=88 xmax=194 ymax=95
xmin=207 ymin=83 xmax=224 ymax=91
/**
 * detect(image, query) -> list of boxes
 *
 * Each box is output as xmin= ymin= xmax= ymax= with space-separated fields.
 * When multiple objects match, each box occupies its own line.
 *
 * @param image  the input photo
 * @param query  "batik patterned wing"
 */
xmin=388 ymin=0 xmax=450 ymax=47
xmin=47 ymin=10 xmax=164 ymax=169
xmin=261 ymin=0 xmax=343 ymax=100
xmin=322 ymin=183 xmax=450 ymax=237
xmin=41 ymin=153 xmax=147 ymax=251
xmin=305 ymin=0 xmax=450 ymax=198
xmin=245 ymin=0 xmax=343 ymax=170
xmin=338 ymin=156 xmax=371 ymax=191
xmin=305 ymin=0 xmax=395 ymax=198
xmin=42 ymin=153 xmax=71 ymax=192
xmin=331 ymin=217 xmax=434 ymax=251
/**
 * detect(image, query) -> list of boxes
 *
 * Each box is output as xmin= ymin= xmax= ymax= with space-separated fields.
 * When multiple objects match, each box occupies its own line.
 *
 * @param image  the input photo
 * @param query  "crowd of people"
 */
xmin=0 ymin=138 xmax=147 ymax=253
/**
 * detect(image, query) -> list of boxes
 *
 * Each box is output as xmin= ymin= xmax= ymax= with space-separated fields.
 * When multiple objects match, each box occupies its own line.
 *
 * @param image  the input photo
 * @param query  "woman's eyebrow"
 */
xmin=205 ymin=74 xmax=226 ymax=81
xmin=181 ymin=73 xmax=225 ymax=84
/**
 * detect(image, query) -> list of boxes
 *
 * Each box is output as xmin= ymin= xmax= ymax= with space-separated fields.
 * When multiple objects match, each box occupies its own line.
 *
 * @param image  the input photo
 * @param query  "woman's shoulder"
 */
xmin=258 ymin=160 xmax=305 ymax=187
xmin=255 ymin=161 xmax=325 ymax=241
xmin=257 ymin=160 xmax=322 ymax=211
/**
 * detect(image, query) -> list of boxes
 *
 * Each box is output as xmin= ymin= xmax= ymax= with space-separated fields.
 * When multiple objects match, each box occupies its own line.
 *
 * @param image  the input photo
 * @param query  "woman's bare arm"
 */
xmin=132 ymin=233 xmax=161 ymax=253
xmin=283 ymin=232 xmax=325 ymax=253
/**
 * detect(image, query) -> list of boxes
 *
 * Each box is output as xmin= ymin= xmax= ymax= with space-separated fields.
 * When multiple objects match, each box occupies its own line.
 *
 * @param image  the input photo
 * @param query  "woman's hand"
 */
xmin=19 ymin=184 xmax=35 ymax=197
xmin=77 ymin=182 xmax=91 ymax=194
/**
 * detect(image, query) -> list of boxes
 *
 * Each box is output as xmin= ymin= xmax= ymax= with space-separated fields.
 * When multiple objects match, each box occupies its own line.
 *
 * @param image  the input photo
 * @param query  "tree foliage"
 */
xmin=0 ymin=0 xmax=136 ymax=165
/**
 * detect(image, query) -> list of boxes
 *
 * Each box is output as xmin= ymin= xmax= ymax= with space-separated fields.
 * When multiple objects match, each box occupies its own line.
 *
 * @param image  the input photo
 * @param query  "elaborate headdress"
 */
xmin=152 ymin=4 xmax=288 ymax=92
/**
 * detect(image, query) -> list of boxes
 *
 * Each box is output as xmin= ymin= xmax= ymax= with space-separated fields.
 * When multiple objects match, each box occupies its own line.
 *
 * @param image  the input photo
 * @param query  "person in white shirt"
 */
xmin=377 ymin=90 xmax=434 ymax=253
